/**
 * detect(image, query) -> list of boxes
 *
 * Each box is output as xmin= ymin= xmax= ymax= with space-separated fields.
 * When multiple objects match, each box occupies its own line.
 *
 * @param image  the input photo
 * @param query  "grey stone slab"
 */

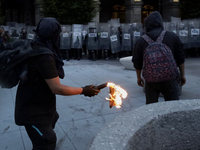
xmin=126 ymin=86 xmax=144 ymax=98
xmin=57 ymin=96 xmax=123 ymax=123
xmin=180 ymin=88 xmax=200 ymax=100
xmin=0 ymin=131 xmax=25 ymax=150
xmin=0 ymin=89 xmax=13 ymax=102
xmin=122 ymin=98 xmax=145 ymax=111
xmin=64 ymin=61 xmax=134 ymax=87
xmin=20 ymin=127 xmax=32 ymax=150
xmin=59 ymin=114 xmax=123 ymax=150
xmin=55 ymin=124 xmax=77 ymax=150
xmin=0 ymin=90 xmax=19 ymax=133
xmin=89 ymin=100 xmax=200 ymax=150
xmin=56 ymin=93 xmax=106 ymax=109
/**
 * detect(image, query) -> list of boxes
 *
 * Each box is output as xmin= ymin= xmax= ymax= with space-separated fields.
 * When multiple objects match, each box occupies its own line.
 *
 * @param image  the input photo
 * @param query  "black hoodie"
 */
xmin=132 ymin=11 xmax=185 ymax=70
xmin=31 ymin=17 xmax=65 ymax=79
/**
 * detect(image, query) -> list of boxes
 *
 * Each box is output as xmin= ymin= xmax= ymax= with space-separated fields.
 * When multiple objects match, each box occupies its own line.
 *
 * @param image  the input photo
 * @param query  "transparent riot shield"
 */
xmin=81 ymin=25 xmax=88 ymax=56
xmin=189 ymin=19 xmax=200 ymax=48
xmin=87 ymin=22 xmax=98 ymax=50
xmin=121 ymin=24 xmax=132 ymax=51
xmin=60 ymin=25 xmax=71 ymax=50
xmin=178 ymin=20 xmax=189 ymax=49
xmin=82 ymin=25 xmax=88 ymax=43
xmin=164 ymin=22 xmax=178 ymax=35
xmin=130 ymin=23 xmax=143 ymax=49
xmin=27 ymin=26 xmax=36 ymax=40
xmin=7 ymin=22 xmax=16 ymax=32
xmin=82 ymin=24 xmax=88 ymax=50
xmin=0 ymin=25 xmax=9 ymax=32
xmin=109 ymin=19 xmax=121 ymax=54
xmin=19 ymin=27 xmax=27 ymax=40
xmin=16 ymin=23 xmax=27 ymax=40
xmin=10 ymin=27 xmax=20 ymax=40
xmin=71 ymin=24 xmax=82 ymax=49
xmin=110 ymin=24 xmax=121 ymax=54
xmin=98 ymin=23 xmax=110 ymax=50
xmin=7 ymin=22 xmax=20 ymax=41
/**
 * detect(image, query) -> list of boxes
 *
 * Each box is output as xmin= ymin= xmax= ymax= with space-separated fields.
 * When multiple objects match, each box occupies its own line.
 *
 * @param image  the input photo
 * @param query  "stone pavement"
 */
xmin=0 ymin=56 xmax=200 ymax=150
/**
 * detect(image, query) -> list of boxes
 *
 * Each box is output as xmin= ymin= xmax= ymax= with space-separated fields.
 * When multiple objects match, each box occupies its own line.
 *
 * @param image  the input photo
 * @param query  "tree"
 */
xmin=180 ymin=0 xmax=200 ymax=20
xmin=39 ymin=0 xmax=98 ymax=24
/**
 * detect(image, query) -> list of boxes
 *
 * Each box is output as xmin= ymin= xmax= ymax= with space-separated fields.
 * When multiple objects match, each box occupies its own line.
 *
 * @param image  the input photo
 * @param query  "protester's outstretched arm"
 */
xmin=178 ymin=63 xmax=186 ymax=86
xmin=45 ymin=76 xmax=100 ymax=97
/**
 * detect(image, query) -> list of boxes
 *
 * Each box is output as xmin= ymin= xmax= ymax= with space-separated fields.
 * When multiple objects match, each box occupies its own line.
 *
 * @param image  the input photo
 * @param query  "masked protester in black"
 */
xmin=132 ymin=11 xmax=186 ymax=104
xmin=14 ymin=17 xmax=100 ymax=150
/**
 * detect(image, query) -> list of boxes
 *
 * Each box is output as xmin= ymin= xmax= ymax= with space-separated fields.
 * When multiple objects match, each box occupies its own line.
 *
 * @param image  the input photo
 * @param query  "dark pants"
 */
xmin=25 ymin=112 xmax=59 ymax=150
xmin=145 ymin=79 xmax=180 ymax=104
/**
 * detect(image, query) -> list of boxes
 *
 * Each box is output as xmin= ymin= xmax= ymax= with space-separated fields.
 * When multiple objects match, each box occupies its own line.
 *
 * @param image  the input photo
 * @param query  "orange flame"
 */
xmin=106 ymin=82 xmax=128 ymax=108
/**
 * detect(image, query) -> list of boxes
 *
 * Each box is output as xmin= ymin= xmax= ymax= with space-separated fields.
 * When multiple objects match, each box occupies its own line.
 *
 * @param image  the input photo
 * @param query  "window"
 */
xmin=111 ymin=5 xmax=125 ymax=23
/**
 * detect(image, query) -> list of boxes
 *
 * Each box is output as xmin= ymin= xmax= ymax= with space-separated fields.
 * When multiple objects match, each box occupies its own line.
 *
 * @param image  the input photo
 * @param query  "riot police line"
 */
xmin=1 ymin=19 xmax=200 ymax=60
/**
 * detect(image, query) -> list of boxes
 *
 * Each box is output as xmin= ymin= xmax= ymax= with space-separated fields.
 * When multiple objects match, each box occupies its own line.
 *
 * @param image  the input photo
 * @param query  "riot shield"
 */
xmin=82 ymin=25 xmax=88 ymax=42
xmin=60 ymin=25 xmax=71 ymax=50
xmin=10 ymin=27 xmax=20 ymax=40
xmin=27 ymin=26 xmax=36 ymax=40
xmin=164 ymin=22 xmax=178 ymax=35
xmin=109 ymin=24 xmax=121 ymax=54
xmin=121 ymin=24 xmax=132 ymax=51
xmin=0 ymin=25 xmax=9 ymax=32
xmin=8 ymin=22 xmax=20 ymax=40
xmin=82 ymin=25 xmax=88 ymax=48
xmin=130 ymin=23 xmax=143 ymax=49
xmin=189 ymin=19 xmax=200 ymax=48
xmin=16 ymin=23 xmax=27 ymax=40
xmin=178 ymin=20 xmax=189 ymax=49
xmin=19 ymin=27 xmax=27 ymax=39
xmin=87 ymin=22 xmax=98 ymax=50
xmin=98 ymin=23 xmax=110 ymax=50
xmin=71 ymin=24 xmax=82 ymax=49
xmin=81 ymin=25 xmax=88 ymax=56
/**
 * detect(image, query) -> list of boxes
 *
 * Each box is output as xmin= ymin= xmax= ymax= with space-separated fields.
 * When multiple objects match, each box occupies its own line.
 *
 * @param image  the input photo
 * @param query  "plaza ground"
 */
xmin=0 ymin=56 xmax=200 ymax=150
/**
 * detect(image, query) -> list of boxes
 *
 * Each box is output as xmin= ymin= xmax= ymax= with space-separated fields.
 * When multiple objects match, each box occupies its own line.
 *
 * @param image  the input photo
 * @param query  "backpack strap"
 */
xmin=156 ymin=30 xmax=166 ymax=43
xmin=142 ymin=34 xmax=154 ymax=44
xmin=142 ymin=30 xmax=166 ymax=44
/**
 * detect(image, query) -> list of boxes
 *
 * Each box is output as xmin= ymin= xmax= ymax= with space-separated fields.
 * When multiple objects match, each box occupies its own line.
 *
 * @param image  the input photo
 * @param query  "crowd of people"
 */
xmin=0 ymin=24 xmax=132 ymax=61
xmin=0 ymin=11 xmax=188 ymax=149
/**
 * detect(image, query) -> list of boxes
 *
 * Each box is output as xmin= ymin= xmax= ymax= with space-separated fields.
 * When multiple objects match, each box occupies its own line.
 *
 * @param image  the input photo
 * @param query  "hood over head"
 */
xmin=31 ymin=17 xmax=64 ymax=79
xmin=144 ymin=11 xmax=164 ymax=41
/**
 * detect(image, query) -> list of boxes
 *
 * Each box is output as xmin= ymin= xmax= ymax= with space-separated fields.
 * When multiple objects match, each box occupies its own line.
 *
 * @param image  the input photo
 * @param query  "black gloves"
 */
xmin=81 ymin=85 xmax=100 ymax=97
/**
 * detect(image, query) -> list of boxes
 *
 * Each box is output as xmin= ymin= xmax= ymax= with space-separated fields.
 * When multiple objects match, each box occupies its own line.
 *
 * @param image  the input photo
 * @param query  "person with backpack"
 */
xmin=14 ymin=17 xmax=100 ymax=150
xmin=132 ymin=11 xmax=186 ymax=104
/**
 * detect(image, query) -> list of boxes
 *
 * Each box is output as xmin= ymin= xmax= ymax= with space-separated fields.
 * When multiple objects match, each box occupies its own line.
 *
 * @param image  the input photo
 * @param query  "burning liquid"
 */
xmin=106 ymin=82 xmax=128 ymax=108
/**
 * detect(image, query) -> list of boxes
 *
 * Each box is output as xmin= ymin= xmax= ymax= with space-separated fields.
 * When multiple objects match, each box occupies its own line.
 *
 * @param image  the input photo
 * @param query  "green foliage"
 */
xmin=40 ymin=0 xmax=98 ymax=24
xmin=180 ymin=0 xmax=200 ymax=19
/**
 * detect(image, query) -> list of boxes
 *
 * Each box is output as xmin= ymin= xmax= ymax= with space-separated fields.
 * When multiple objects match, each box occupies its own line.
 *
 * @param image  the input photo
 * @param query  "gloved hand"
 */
xmin=81 ymin=85 xmax=100 ymax=97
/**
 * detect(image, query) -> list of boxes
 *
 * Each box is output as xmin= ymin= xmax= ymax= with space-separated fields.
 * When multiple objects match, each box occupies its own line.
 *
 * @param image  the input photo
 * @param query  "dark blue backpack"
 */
xmin=142 ymin=31 xmax=178 ymax=82
xmin=0 ymin=40 xmax=53 ymax=88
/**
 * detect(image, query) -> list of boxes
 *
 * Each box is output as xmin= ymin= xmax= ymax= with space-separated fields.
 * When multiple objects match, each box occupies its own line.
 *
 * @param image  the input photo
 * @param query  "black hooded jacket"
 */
xmin=132 ymin=11 xmax=185 ymax=70
xmin=15 ymin=18 xmax=63 ymax=125
xmin=31 ymin=17 xmax=64 ymax=79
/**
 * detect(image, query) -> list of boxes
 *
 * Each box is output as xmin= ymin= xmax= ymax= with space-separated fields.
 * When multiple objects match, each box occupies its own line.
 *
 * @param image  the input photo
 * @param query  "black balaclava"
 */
xmin=31 ymin=17 xmax=65 ymax=79
xmin=144 ymin=11 xmax=164 ymax=41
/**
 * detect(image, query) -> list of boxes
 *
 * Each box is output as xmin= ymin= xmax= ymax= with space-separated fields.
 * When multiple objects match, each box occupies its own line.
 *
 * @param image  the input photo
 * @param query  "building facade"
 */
xmin=0 ymin=0 xmax=180 ymax=25
xmin=98 ymin=0 xmax=180 ymax=23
